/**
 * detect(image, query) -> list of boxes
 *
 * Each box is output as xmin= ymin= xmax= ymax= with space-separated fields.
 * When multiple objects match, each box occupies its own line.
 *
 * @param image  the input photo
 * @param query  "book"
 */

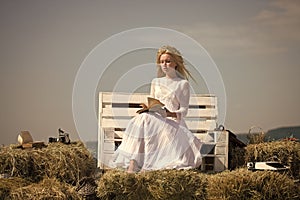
xmin=17 ymin=131 xmax=33 ymax=145
xmin=136 ymin=97 xmax=165 ymax=115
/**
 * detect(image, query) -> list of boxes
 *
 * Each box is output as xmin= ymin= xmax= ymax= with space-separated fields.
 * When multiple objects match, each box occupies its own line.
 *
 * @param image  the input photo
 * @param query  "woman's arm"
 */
xmin=150 ymin=79 xmax=156 ymax=98
xmin=174 ymin=80 xmax=190 ymax=118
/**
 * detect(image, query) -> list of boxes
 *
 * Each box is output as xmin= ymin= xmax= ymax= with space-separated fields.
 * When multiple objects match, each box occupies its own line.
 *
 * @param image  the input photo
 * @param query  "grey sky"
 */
xmin=1 ymin=0 xmax=299 ymax=144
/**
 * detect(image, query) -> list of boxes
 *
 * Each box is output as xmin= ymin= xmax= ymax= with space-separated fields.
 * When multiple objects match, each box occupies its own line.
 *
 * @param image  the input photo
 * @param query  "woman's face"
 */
xmin=159 ymin=53 xmax=177 ymax=75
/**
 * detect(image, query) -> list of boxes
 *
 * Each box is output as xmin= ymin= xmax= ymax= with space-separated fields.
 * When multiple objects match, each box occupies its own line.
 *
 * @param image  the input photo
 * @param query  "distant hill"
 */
xmin=265 ymin=126 xmax=300 ymax=141
xmin=235 ymin=125 xmax=300 ymax=144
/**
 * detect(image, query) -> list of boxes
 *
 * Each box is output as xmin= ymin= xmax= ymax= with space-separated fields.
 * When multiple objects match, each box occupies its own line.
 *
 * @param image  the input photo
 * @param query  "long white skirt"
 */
xmin=111 ymin=112 xmax=203 ymax=171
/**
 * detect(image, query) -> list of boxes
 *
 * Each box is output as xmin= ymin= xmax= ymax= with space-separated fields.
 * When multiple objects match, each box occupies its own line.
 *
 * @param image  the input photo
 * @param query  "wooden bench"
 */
xmin=98 ymin=92 xmax=229 ymax=172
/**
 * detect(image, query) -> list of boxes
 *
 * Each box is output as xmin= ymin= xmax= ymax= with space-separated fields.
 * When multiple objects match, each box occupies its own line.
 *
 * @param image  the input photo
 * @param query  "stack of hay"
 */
xmin=207 ymin=168 xmax=299 ymax=200
xmin=245 ymin=140 xmax=300 ymax=179
xmin=96 ymin=168 xmax=299 ymax=200
xmin=0 ymin=141 xmax=96 ymax=199
xmin=8 ymin=178 xmax=80 ymax=200
xmin=0 ymin=177 xmax=30 ymax=199
xmin=97 ymin=169 xmax=207 ymax=199
xmin=1 ymin=139 xmax=299 ymax=199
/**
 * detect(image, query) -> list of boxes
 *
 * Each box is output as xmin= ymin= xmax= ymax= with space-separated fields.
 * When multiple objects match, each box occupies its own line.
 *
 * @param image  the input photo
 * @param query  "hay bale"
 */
xmin=141 ymin=169 xmax=207 ymax=200
xmin=245 ymin=141 xmax=300 ymax=179
xmin=207 ymin=168 xmax=299 ymax=200
xmin=0 ymin=177 xmax=31 ymax=199
xmin=0 ymin=145 xmax=32 ymax=179
xmin=96 ymin=169 xmax=141 ymax=200
xmin=9 ymin=178 xmax=80 ymax=200
xmin=96 ymin=169 xmax=208 ymax=200
xmin=0 ymin=141 xmax=96 ymax=184
xmin=229 ymin=144 xmax=246 ymax=169
xmin=96 ymin=168 xmax=298 ymax=200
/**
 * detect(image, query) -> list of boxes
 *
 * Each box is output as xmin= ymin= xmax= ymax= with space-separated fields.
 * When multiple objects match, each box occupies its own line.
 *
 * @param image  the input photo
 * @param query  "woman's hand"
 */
xmin=166 ymin=110 xmax=177 ymax=118
xmin=139 ymin=103 xmax=147 ymax=109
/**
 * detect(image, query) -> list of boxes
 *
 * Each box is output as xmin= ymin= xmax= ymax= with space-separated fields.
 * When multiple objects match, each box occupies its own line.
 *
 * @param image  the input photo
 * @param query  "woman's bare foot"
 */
xmin=127 ymin=160 xmax=138 ymax=173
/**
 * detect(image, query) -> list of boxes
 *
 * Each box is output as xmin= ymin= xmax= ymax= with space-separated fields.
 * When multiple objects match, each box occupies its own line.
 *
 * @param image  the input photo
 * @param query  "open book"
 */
xmin=136 ymin=97 xmax=165 ymax=115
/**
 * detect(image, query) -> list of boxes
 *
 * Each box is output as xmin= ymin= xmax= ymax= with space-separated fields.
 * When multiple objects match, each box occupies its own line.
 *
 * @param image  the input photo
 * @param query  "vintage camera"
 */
xmin=48 ymin=137 xmax=59 ymax=143
xmin=58 ymin=128 xmax=70 ymax=144
xmin=48 ymin=128 xmax=71 ymax=144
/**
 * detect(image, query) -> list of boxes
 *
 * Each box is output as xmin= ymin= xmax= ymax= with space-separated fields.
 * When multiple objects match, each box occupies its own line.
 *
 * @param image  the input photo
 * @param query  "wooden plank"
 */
xmin=104 ymin=131 xmax=227 ymax=142
xmin=101 ymin=118 xmax=216 ymax=131
xmin=104 ymin=138 xmax=122 ymax=142
xmin=102 ymin=107 xmax=138 ymax=117
xmin=22 ymin=141 xmax=45 ymax=149
xmin=110 ymin=132 xmax=213 ymax=142
xmin=194 ymin=133 xmax=207 ymax=141
xmin=98 ymin=92 xmax=105 ymax=168
xmin=189 ymin=96 xmax=217 ymax=106
xmin=114 ymin=131 xmax=124 ymax=138
xmin=214 ymin=156 xmax=227 ymax=172
xmin=101 ymin=118 xmax=129 ymax=129
xmin=99 ymin=153 xmax=114 ymax=168
xmin=103 ymin=142 xmax=115 ymax=151
xmin=215 ymin=145 xmax=226 ymax=155
xmin=186 ymin=120 xmax=217 ymax=131
xmin=101 ymin=92 xmax=217 ymax=106
xmin=102 ymin=92 xmax=148 ymax=104
xmin=102 ymin=107 xmax=217 ymax=118
xmin=186 ymin=108 xmax=217 ymax=118
xmin=103 ymin=130 xmax=114 ymax=140
xmin=215 ymin=132 xmax=228 ymax=143
xmin=107 ymin=131 xmax=215 ymax=141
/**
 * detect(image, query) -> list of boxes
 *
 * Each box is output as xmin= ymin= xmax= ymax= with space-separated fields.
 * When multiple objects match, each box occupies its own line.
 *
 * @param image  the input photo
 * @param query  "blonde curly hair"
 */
xmin=156 ymin=45 xmax=193 ymax=80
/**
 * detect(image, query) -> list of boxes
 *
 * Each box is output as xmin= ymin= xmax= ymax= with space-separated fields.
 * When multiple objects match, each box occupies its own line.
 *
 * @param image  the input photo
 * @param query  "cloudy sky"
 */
xmin=1 ymin=0 xmax=299 ymax=144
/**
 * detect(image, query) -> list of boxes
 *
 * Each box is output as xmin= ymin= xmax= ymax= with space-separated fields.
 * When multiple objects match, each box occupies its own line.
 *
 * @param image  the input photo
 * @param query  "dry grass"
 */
xmin=141 ymin=169 xmax=207 ymax=200
xmin=0 ymin=141 xmax=97 ymax=184
xmin=9 ymin=178 xmax=80 ymax=200
xmin=207 ymin=168 xmax=299 ymax=200
xmin=0 ymin=177 xmax=31 ymax=200
xmin=245 ymin=141 xmax=300 ymax=179
xmin=247 ymin=126 xmax=266 ymax=144
xmin=229 ymin=145 xmax=246 ymax=169
xmin=96 ymin=169 xmax=208 ymax=200
xmin=1 ymin=139 xmax=299 ymax=199
xmin=96 ymin=169 xmax=141 ymax=200
xmin=96 ymin=168 xmax=299 ymax=200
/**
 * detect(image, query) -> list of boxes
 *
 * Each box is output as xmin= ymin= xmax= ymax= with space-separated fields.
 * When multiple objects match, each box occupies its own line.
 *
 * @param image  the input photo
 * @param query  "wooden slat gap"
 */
xmin=185 ymin=116 xmax=217 ymax=119
xmin=189 ymin=105 xmax=206 ymax=109
xmin=190 ymin=130 xmax=210 ymax=133
xmin=111 ymin=103 xmax=141 ymax=108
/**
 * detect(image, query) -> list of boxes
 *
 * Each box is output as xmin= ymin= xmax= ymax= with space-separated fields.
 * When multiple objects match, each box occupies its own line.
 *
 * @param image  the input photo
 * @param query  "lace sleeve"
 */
xmin=174 ymin=80 xmax=190 ymax=117
xmin=150 ymin=79 xmax=156 ymax=98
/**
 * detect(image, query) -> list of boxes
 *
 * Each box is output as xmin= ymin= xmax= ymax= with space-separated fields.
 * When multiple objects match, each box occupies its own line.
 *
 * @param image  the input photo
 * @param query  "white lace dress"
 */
xmin=111 ymin=77 xmax=203 ymax=171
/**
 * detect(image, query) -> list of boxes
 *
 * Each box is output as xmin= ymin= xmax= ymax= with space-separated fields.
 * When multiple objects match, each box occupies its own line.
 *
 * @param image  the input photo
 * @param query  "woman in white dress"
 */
xmin=112 ymin=45 xmax=203 ymax=172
